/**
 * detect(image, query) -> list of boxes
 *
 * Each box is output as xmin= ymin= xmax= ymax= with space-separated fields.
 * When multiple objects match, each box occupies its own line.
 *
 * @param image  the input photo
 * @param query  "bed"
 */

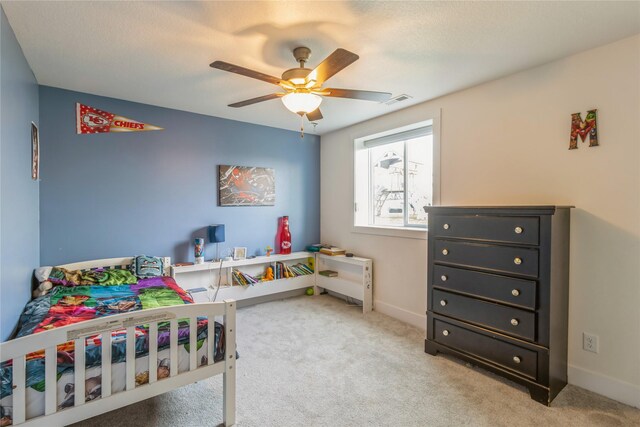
xmin=0 ymin=257 xmax=236 ymax=427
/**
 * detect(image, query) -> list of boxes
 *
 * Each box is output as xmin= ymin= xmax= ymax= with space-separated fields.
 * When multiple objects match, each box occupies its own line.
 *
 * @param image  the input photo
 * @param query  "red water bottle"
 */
xmin=279 ymin=216 xmax=292 ymax=254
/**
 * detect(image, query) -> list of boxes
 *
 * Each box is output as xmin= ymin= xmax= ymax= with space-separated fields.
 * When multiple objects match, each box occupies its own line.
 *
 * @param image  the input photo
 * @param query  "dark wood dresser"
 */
xmin=424 ymin=206 xmax=572 ymax=405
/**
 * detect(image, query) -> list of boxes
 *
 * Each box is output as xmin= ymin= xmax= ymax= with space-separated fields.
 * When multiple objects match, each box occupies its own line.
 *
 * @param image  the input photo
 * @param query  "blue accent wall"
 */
xmin=39 ymin=86 xmax=320 ymax=266
xmin=0 ymin=6 xmax=40 ymax=340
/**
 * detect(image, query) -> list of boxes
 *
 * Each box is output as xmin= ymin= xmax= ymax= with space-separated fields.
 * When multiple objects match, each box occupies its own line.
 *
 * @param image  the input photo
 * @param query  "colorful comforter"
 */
xmin=0 ymin=276 xmax=224 ymax=424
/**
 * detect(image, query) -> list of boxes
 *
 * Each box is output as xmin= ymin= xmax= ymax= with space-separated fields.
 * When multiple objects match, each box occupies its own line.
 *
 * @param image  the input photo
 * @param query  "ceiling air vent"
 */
xmin=384 ymin=94 xmax=412 ymax=106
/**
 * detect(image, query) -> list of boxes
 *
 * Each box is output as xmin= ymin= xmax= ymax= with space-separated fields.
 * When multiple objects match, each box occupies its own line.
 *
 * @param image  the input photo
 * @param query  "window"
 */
xmin=354 ymin=121 xmax=434 ymax=230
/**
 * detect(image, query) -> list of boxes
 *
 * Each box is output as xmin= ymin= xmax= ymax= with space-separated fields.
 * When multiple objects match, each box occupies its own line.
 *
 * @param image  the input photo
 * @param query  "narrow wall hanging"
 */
xmin=569 ymin=109 xmax=598 ymax=149
xmin=218 ymin=165 xmax=275 ymax=206
xmin=76 ymin=103 xmax=163 ymax=134
xmin=31 ymin=122 xmax=39 ymax=180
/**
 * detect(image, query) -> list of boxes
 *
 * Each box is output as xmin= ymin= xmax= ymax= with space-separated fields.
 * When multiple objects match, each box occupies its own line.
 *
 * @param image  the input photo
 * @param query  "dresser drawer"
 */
xmin=432 ymin=215 xmax=539 ymax=245
xmin=433 ymin=265 xmax=536 ymax=309
xmin=434 ymin=240 xmax=539 ymax=278
xmin=433 ymin=319 xmax=538 ymax=380
xmin=432 ymin=289 xmax=536 ymax=341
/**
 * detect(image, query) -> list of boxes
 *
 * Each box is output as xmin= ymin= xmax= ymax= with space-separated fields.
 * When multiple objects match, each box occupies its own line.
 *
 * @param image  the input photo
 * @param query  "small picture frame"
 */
xmin=233 ymin=247 xmax=247 ymax=261
xmin=31 ymin=122 xmax=39 ymax=180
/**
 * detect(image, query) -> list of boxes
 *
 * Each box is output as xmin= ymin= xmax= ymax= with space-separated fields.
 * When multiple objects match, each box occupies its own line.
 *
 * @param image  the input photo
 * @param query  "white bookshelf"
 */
xmin=171 ymin=251 xmax=316 ymax=303
xmin=207 ymin=275 xmax=314 ymax=301
xmin=315 ymin=253 xmax=373 ymax=312
xmin=171 ymin=251 xmax=373 ymax=312
xmin=171 ymin=252 xmax=314 ymax=273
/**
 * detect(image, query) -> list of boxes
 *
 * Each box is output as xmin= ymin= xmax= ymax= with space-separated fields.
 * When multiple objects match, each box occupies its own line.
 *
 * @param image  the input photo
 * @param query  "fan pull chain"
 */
xmin=300 ymin=114 xmax=304 ymax=139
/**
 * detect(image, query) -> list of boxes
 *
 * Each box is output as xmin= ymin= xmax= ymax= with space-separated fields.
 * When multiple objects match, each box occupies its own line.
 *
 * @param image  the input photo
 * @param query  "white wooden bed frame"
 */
xmin=0 ymin=257 xmax=236 ymax=426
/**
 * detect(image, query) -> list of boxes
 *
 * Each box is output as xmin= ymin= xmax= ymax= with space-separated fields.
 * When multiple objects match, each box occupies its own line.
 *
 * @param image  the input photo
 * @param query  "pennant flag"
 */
xmin=76 ymin=103 xmax=163 ymax=134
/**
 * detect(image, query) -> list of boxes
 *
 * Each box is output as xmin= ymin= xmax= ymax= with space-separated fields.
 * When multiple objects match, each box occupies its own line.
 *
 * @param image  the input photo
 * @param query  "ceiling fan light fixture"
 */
xmin=282 ymin=92 xmax=322 ymax=115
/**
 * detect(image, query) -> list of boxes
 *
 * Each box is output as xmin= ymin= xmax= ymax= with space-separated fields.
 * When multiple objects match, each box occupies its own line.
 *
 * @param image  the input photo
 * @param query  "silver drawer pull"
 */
xmin=511 ymin=318 xmax=520 ymax=326
xmin=443 ymin=223 xmax=450 ymax=230
xmin=440 ymin=299 xmax=447 ymax=307
xmin=511 ymin=289 xmax=520 ymax=297
xmin=442 ymin=330 xmax=450 ymax=336
xmin=514 ymin=257 xmax=522 ymax=265
xmin=514 ymin=226 xmax=523 ymax=234
xmin=441 ymin=275 xmax=448 ymax=282
xmin=442 ymin=249 xmax=449 ymax=255
xmin=513 ymin=356 xmax=521 ymax=364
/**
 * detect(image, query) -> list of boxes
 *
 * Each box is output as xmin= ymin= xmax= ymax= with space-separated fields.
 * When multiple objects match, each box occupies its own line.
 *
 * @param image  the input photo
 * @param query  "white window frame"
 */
xmin=352 ymin=111 xmax=441 ymax=240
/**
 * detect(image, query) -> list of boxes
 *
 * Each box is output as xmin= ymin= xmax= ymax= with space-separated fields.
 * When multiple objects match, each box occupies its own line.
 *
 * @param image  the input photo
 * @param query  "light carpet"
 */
xmin=72 ymin=294 xmax=640 ymax=427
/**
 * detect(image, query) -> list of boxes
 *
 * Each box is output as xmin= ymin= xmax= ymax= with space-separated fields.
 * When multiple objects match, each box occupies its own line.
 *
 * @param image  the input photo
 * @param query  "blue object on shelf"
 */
xmin=208 ymin=224 xmax=225 ymax=261
xmin=208 ymin=224 xmax=225 ymax=243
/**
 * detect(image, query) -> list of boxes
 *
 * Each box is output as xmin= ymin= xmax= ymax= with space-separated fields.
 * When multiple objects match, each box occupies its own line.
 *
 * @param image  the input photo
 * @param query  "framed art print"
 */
xmin=218 ymin=165 xmax=275 ymax=206
xmin=31 ymin=122 xmax=39 ymax=180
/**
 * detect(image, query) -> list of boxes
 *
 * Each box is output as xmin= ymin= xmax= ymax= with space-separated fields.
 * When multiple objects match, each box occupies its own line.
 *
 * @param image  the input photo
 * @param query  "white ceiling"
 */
xmin=3 ymin=1 xmax=639 ymax=135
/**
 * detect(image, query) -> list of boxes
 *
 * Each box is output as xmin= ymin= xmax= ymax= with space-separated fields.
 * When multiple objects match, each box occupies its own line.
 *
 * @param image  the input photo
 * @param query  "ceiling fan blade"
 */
xmin=306 ymin=49 xmax=359 ymax=85
xmin=322 ymin=88 xmax=392 ymax=102
xmin=210 ymin=61 xmax=282 ymax=86
xmin=228 ymin=93 xmax=283 ymax=108
xmin=306 ymin=108 xmax=323 ymax=122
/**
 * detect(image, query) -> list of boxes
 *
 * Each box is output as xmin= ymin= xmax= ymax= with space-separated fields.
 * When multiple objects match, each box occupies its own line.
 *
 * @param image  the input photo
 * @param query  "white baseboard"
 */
xmin=568 ymin=364 xmax=640 ymax=408
xmin=374 ymin=299 xmax=426 ymax=330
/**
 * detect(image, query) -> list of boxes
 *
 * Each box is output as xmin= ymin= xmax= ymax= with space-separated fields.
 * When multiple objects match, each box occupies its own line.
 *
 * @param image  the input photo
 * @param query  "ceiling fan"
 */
xmin=210 ymin=47 xmax=391 ymax=123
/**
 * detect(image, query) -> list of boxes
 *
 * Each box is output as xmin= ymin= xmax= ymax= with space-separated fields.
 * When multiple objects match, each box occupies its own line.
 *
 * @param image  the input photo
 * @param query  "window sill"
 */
xmin=352 ymin=225 xmax=427 ymax=240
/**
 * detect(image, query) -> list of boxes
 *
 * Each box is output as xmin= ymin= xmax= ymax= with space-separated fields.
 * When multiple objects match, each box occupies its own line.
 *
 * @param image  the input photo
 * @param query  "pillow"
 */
xmin=35 ymin=266 xmax=53 ymax=282
xmin=34 ymin=266 xmax=54 ymax=297
xmin=130 ymin=255 xmax=164 ymax=278
xmin=48 ymin=267 xmax=85 ymax=286
xmin=47 ymin=266 xmax=138 ymax=287
xmin=83 ymin=268 xmax=138 ymax=286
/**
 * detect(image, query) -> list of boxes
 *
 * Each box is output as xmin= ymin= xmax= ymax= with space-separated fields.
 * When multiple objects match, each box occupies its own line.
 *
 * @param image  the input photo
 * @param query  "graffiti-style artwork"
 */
xmin=218 ymin=165 xmax=275 ymax=206
xmin=569 ymin=109 xmax=598 ymax=149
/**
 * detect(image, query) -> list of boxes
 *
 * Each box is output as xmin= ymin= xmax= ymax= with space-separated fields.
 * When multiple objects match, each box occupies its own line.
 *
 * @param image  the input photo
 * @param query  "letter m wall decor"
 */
xmin=569 ymin=109 xmax=598 ymax=149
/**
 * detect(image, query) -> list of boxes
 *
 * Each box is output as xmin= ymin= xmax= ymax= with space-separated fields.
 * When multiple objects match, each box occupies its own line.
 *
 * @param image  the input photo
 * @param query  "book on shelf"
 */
xmin=232 ymin=269 xmax=259 ymax=286
xmin=261 ymin=262 xmax=315 ymax=281
xmin=319 ymin=247 xmax=346 ymax=256
xmin=232 ymin=261 xmax=315 ymax=284
xmin=318 ymin=270 xmax=338 ymax=277
xmin=293 ymin=263 xmax=314 ymax=275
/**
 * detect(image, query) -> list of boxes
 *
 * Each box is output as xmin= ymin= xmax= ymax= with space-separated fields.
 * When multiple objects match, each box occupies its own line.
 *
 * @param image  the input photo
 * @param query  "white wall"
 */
xmin=320 ymin=34 xmax=640 ymax=407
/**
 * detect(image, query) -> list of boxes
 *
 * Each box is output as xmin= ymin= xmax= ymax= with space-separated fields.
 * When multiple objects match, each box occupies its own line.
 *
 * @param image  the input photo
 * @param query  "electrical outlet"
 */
xmin=583 ymin=332 xmax=599 ymax=353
